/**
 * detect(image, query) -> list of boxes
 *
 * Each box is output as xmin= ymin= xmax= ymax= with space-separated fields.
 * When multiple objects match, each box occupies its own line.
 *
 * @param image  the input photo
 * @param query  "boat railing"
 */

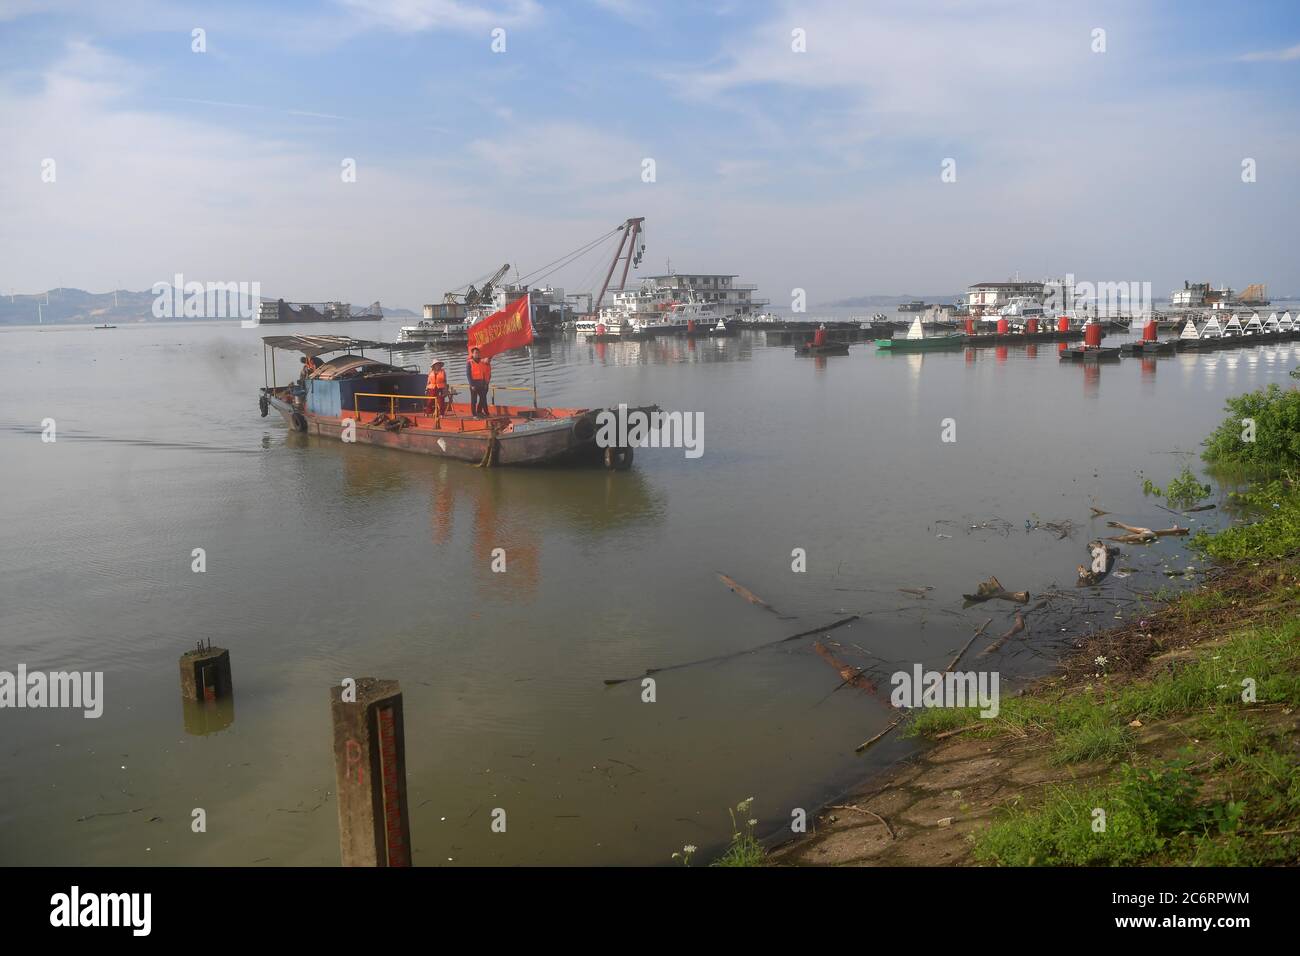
xmin=352 ymin=384 xmax=539 ymax=423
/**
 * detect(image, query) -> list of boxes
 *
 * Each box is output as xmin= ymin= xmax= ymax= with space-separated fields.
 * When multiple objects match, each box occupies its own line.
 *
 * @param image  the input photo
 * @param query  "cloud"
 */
xmin=1237 ymin=43 xmax=1300 ymax=62
xmin=334 ymin=0 xmax=541 ymax=33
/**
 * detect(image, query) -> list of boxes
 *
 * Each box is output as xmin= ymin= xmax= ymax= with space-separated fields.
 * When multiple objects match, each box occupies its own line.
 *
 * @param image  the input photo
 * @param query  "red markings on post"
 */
xmin=345 ymin=738 xmax=364 ymax=786
xmin=377 ymin=705 xmax=409 ymax=867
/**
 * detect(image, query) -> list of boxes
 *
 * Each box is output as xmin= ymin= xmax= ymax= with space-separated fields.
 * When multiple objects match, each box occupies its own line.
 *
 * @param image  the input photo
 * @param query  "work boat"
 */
xmin=876 ymin=316 xmax=964 ymax=351
xmin=257 ymin=335 xmax=639 ymax=468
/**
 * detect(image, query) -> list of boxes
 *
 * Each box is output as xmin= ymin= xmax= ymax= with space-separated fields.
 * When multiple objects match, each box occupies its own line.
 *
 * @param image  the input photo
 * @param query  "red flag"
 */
xmin=468 ymin=294 xmax=533 ymax=358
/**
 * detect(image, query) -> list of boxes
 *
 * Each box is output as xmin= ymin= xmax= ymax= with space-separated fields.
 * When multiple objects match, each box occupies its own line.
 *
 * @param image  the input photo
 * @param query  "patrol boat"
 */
xmin=257 ymin=335 xmax=639 ymax=468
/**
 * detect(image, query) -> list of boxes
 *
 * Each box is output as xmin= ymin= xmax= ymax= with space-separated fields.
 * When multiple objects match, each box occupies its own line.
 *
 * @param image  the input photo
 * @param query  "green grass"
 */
xmin=960 ymin=617 xmax=1300 ymax=866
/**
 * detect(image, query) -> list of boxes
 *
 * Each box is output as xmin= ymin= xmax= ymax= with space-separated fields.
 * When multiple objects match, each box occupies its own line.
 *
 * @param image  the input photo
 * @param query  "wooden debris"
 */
xmin=979 ymin=613 xmax=1026 ymax=656
xmin=716 ymin=572 xmax=781 ymax=615
xmin=945 ymin=618 xmax=992 ymax=673
xmin=962 ymin=575 xmax=1029 ymax=605
xmin=854 ymin=716 xmax=905 ymax=754
xmin=826 ymin=804 xmax=895 ymax=839
xmin=813 ymin=641 xmax=879 ymax=695
xmin=1104 ymin=520 xmax=1189 ymax=544
xmin=1077 ymin=539 xmax=1121 ymax=586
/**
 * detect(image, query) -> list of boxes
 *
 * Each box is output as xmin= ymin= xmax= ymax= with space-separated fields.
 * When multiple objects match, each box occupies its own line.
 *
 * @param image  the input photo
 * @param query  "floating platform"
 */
xmin=1059 ymin=346 xmax=1121 ymax=362
xmin=1120 ymin=340 xmax=1176 ymax=355
xmin=795 ymin=342 xmax=851 ymax=356
xmin=963 ymin=330 xmax=1084 ymax=346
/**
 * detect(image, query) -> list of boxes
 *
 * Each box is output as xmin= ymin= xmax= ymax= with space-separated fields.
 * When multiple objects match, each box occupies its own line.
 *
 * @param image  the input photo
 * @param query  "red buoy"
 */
xmin=1142 ymin=319 xmax=1157 ymax=342
xmin=996 ymin=318 xmax=1009 ymax=334
xmin=1057 ymin=315 xmax=1069 ymax=333
xmin=596 ymin=322 xmax=606 ymax=335
xmin=964 ymin=318 xmax=975 ymax=335
xmin=1084 ymin=320 xmax=1102 ymax=348
xmin=1026 ymin=318 xmax=1039 ymax=334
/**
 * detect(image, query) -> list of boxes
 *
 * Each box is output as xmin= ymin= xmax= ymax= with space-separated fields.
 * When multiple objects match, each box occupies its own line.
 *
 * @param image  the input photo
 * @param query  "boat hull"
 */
xmin=795 ymin=343 xmax=850 ymax=356
xmin=263 ymin=391 xmax=609 ymax=467
xmin=875 ymin=335 xmax=965 ymax=351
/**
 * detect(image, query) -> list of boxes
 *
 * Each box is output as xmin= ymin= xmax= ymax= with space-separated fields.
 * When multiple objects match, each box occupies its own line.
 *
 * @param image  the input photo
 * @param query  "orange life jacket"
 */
xmin=428 ymin=368 xmax=447 ymax=390
xmin=469 ymin=358 xmax=491 ymax=384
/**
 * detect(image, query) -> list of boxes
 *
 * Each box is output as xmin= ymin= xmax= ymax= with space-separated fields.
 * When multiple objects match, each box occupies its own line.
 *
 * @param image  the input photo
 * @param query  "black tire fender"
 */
xmin=572 ymin=415 xmax=596 ymax=444
xmin=259 ymin=394 xmax=269 ymax=418
xmin=291 ymin=411 xmax=308 ymax=432
xmin=603 ymin=445 xmax=633 ymax=471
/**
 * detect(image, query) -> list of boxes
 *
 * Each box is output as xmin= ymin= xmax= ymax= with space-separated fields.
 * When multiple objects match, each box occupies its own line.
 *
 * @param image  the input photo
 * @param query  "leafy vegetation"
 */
xmin=1202 ymin=383 xmax=1300 ymax=471
xmin=1140 ymin=464 xmax=1211 ymax=509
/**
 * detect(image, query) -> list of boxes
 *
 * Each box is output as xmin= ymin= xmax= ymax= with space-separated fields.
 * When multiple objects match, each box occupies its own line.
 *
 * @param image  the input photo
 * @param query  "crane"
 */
xmin=443 ymin=263 xmax=511 ymax=306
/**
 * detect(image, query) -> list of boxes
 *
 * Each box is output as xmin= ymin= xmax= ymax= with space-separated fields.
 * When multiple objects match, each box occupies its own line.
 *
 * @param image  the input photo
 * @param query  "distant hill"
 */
xmin=0 ymin=288 xmax=413 ymax=325
xmin=823 ymin=293 xmax=962 ymax=308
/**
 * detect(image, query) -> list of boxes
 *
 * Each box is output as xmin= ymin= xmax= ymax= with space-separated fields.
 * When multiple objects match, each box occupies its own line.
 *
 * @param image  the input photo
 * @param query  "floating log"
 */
xmin=813 ymin=641 xmax=879 ymax=695
xmin=962 ymin=575 xmax=1028 ymax=605
xmin=1077 ymin=540 xmax=1120 ymax=586
xmin=716 ymin=572 xmax=781 ymax=615
xmin=1104 ymin=520 xmax=1189 ymax=544
xmin=979 ymin=613 xmax=1026 ymax=656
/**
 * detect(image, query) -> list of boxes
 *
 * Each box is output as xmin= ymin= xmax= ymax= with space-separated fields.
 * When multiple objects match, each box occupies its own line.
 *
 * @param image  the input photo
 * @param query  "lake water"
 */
xmin=1 ymin=315 xmax=1295 ymax=865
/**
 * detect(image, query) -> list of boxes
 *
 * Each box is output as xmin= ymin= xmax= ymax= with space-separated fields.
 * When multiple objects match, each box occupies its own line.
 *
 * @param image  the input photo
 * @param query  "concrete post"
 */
xmin=330 ymin=678 xmax=412 ymax=867
xmin=179 ymin=642 xmax=232 ymax=702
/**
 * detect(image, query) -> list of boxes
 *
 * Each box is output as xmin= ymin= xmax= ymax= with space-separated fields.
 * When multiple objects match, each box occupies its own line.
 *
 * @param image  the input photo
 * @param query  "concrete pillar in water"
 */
xmin=179 ymin=642 xmax=232 ymax=701
xmin=330 ymin=678 xmax=412 ymax=867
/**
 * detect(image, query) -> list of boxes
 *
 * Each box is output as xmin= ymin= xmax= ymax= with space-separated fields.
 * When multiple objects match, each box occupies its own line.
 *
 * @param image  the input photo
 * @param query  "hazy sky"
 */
xmin=2 ymin=0 xmax=1299 ymax=308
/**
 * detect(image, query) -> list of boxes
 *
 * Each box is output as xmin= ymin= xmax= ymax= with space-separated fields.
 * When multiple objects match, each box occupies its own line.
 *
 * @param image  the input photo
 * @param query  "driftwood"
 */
xmin=813 ymin=641 xmax=879 ymax=695
xmin=1077 ymin=540 xmax=1121 ymax=586
xmin=1104 ymin=520 xmax=1189 ymax=544
xmin=854 ymin=716 xmax=905 ymax=754
xmin=1089 ymin=505 xmax=1110 ymax=517
xmin=602 ymin=615 xmax=859 ymax=685
xmin=962 ymin=575 xmax=1029 ymax=605
xmin=945 ymin=618 xmax=992 ymax=673
xmin=979 ymin=613 xmax=1026 ymax=656
xmin=716 ymin=572 xmax=781 ymax=615
xmin=826 ymin=804 xmax=895 ymax=839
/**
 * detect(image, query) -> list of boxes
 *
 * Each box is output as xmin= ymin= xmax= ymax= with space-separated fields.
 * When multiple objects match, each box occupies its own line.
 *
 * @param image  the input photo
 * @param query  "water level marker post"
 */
xmin=330 ymin=678 xmax=413 ymax=867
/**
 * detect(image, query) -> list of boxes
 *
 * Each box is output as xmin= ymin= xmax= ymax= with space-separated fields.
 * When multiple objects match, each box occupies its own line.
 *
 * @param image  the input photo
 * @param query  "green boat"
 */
xmin=876 ymin=318 xmax=965 ymax=351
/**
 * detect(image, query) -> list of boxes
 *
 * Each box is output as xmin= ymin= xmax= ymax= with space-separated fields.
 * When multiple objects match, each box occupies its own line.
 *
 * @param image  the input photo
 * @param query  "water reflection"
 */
xmin=181 ymin=695 xmax=236 ymax=736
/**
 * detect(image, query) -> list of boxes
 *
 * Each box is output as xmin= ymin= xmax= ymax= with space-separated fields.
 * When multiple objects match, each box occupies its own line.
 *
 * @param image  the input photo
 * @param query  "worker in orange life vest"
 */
xmin=467 ymin=348 xmax=492 ymax=417
xmin=426 ymin=360 xmax=448 ymax=415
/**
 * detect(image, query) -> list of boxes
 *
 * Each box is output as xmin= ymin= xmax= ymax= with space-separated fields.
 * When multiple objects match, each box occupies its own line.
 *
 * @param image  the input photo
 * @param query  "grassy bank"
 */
xmin=905 ymin=383 xmax=1300 ymax=866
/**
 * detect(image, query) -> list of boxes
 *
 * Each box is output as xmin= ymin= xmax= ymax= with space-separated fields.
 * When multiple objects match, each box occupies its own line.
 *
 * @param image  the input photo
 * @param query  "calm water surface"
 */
xmin=2 ymin=316 xmax=1295 ymax=865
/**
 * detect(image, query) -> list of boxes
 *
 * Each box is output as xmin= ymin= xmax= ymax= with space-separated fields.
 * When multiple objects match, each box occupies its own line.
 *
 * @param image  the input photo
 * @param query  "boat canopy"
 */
xmin=905 ymin=317 xmax=925 ymax=340
xmin=1223 ymin=314 xmax=1244 ymax=334
xmin=261 ymin=334 xmax=419 ymax=357
xmin=1244 ymin=314 xmax=1264 ymax=333
xmin=1202 ymin=317 xmax=1223 ymax=337
xmin=1180 ymin=318 xmax=1200 ymax=339
xmin=1264 ymin=314 xmax=1281 ymax=331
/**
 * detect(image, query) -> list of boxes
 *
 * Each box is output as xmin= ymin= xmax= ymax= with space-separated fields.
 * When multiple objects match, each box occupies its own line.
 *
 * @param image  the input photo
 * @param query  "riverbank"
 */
xmin=770 ymin=553 xmax=1300 ymax=866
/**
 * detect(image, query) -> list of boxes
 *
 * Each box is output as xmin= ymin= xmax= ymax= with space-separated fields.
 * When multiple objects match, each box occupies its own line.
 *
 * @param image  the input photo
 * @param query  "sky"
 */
xmin=1 ymin=0 xmax=1299 ymax=309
